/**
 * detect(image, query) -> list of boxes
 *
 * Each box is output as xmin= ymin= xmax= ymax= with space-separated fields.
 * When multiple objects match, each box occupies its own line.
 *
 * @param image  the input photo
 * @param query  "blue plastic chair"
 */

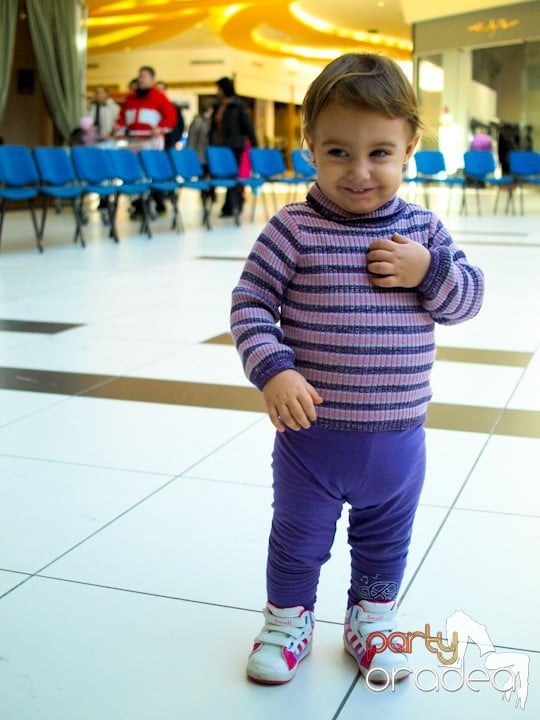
xmin=104 ymin=148 xmax=152 ymax=238
xmin=0 ymin=145 xmax=42 ymax=252
xmin=71 ymin=146 xmax=119 ymax=241
xmin=508 ymin=150 xmax=540 ymax=214
xmin=206 ymin=146 xmax=264 ymax=224
xmin=411 ymin=150 xmax=464 ymax=211
xmin=33 ymin=146 xmax=86 ymax=247
xmin=138 ymin=149 xmax=182 ymax=231
xmin=249 ymin=148 xmax=306 ymax=216
xmin=290 ymin=148 xmax=317 ymax=191
xmin=462 ymin=150 xmax=515 ymax=215
xmin=168 ymin=148 xmax=212 ymax=229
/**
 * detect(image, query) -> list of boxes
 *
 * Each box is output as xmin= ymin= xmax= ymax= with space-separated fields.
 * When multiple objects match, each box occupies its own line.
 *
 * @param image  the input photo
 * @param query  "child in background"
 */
xmin=230 ymin=53 xmax=484 ymax=686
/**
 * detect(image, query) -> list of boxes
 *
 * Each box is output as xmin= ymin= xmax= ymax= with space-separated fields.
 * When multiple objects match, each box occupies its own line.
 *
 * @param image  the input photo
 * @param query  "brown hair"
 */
xmin=303 ymin=53 xmax=423 ymax=139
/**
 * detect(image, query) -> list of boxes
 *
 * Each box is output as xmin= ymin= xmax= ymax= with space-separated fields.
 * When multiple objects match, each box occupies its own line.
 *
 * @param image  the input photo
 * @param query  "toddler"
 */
xmin=230 ymin=53 xmax=484 ymax=686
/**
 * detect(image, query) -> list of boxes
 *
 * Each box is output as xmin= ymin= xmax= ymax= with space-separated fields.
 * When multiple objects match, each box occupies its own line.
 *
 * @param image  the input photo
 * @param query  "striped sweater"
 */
xmin=231 ymin=184 xmax=484 ymax=431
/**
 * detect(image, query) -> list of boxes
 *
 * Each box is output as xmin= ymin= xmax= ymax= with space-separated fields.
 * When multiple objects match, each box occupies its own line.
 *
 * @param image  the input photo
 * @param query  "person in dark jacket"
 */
xmin=210 ymin=77 xmax=258 ymax=217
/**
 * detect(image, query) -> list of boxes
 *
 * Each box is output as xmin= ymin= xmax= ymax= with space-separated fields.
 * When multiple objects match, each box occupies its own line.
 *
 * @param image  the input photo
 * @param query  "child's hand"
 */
xmin=262 ymin=370 xmax=323 ymax=432
xmin=367 ymin=233 xmax=431 ymax=288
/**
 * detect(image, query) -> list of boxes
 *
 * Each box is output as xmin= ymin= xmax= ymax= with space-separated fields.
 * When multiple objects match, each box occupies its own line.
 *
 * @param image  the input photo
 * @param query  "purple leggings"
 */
xmin=267 ymin=424 xmax=425 ymax=611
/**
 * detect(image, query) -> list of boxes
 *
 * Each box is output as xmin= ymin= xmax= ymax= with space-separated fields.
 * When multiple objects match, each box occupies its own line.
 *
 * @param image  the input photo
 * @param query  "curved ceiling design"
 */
xmin=86 ymin=0 xmax=413 ymax=61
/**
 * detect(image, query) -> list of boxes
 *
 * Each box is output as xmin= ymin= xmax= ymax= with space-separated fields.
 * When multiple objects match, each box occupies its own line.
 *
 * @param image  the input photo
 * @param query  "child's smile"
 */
xmin=305 ymin=104 xmax=418 ymax=215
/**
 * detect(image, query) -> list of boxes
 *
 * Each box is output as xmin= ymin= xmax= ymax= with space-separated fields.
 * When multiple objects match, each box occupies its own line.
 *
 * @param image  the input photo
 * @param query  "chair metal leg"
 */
xmin=39 ymin=195 xmax=50 ymax=240
xmin=169 ymin=190 xmax=182 ymax=232
xmin=202 ymin=193 xmax=212 ymax=230
xmin=493 ymin=187 xmax=501 ymax=214
xmin=71 ymin=196 xmax=86 ymax=247
xmin=109 ymin=195 xmax=120 ymax=242
xmin=503 ymin=186 xmax=515 ymax=216
xmin=71 ymin=198 xmax=86 ymax=246
xmin=140 ymin=194 xmax=153 ymax=239
xmin=231 ymin=187 xmax=241 ymax=226
xmin=28 ymin=198 xmax=43 ymax=252
xmin=0 ymin=199 xmax=5 ymax=250
xmin=460 ymin=188 xmax=468 ymax=216
xmin=423 ymin=183 xmax=430 ymax=209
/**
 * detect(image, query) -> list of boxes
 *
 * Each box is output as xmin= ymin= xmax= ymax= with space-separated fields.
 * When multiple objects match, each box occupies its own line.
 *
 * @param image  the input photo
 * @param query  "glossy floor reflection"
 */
xmin=0 ymin=184 xmax=539 ymax=719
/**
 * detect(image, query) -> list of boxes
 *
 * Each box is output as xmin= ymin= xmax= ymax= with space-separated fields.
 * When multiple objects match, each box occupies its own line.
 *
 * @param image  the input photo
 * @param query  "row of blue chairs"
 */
xmin=0 ymin=144 xmax=318 ymax=252
xmin=404 ymin=149 xmax=540 ymax=215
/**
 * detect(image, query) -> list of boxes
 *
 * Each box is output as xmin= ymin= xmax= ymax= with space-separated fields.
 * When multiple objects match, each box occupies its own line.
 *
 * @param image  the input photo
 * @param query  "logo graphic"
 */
xmin=365 ymin=610 xmax=530 ymax=709
xmin=446 ymin=611 xmax=529 ymax=709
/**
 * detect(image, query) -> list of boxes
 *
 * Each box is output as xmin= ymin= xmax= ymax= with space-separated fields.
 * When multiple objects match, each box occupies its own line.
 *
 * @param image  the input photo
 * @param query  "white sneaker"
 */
xmin=344 ymin=600 xmax=411 ymax=685
xmin=246 ymin=602 xmax=314 ymax=684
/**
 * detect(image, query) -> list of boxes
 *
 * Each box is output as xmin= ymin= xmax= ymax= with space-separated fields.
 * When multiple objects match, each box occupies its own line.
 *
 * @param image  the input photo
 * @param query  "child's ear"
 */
xmin=304 ymin=133 xmax=315 ymax=159
xmin=405 ymin=133 xmax=420 ymax=163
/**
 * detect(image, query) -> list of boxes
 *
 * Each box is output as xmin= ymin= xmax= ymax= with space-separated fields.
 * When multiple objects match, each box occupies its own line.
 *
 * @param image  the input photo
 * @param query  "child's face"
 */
xmin=305 ymin=103 xmax=418 ymax=215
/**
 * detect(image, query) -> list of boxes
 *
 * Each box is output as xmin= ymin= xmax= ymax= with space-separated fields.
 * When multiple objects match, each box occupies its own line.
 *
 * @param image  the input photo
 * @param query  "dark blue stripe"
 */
xmin=298 ymin=360 xmax=433 ymax=375
xmin=282 ymin=317 xmax=433 ymax=335
xmin=289 ymin=338 xmax=435 ymax=355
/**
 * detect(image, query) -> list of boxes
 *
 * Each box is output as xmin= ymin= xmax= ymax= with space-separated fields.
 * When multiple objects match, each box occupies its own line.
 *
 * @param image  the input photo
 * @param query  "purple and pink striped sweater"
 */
xmin=231 ymin=184 xmax=484 ymax=432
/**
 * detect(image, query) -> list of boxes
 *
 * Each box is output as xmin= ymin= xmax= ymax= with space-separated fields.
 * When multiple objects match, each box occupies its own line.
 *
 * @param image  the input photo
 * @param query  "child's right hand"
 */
xmin=262 ymin=370 xmax=323 ymax=433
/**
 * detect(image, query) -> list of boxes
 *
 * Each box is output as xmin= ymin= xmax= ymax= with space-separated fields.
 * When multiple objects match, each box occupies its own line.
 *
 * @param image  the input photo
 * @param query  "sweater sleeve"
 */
xmin=417 ymin=216 xmax=484 ymax=325
xmin=230 ymin=211 xmax=300 ymax=390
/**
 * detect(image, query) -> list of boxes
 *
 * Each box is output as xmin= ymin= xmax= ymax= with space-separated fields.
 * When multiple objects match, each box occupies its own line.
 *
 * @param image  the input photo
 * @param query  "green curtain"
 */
xmin=0 ymin=0 xmax=19 ymax=125
xmin=26 ymin=0 xmax=85 ymax=142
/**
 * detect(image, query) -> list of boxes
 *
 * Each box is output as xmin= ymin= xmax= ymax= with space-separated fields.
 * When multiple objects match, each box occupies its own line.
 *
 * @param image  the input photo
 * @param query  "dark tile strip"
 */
xmin=0 ymin=319 xmax=82 ymax=334
xmin=0 ymin=366 xmax=538 ymax=438
xmin=196 ymin=255 xmax=249 ymax=261
xmin=435 ymin=346 xmax=532 ymax=367
xmin=0 ymin=367 xmax=116 ymax=396
xmin=86 ymin=376 xmax=266 ymax=412
xmin=203 ymin=334 xmax=533 ymax=368
xmin=202 ymin=332 xmax=234 ymax=345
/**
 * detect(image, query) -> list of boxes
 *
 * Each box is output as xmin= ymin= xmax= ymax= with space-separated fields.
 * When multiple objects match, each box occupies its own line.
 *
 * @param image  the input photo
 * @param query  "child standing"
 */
xmin=230 ymin=53 xmax=484 ymax=686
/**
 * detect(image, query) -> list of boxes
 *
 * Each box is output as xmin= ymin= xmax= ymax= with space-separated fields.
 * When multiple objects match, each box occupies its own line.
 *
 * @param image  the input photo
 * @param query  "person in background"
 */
xmin=470 ymin=125 xmax=493 ymax=152
xmin=87 ymin=86 xmax=120 ymax=145
xmin=155 ymin=80 xmax=185 ymax=150
xmin=114 ymin=65 xmax=177 ymax=216
xmin=231 ymin=52 xmax=484 ymax=687
xmin=187 ymin=102 xmax=215 ymax=208
xmin=114 ymin=66 xmax=177 ymax=152
xmin=209 ymin=76 xmax=258 ymax=217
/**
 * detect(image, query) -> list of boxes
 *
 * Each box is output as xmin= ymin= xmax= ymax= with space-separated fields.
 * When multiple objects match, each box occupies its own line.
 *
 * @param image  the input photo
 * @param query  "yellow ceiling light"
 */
xmin=251 ymin=28 xmax=350 ymax=61
xmin=87 ymin=14 xmax=161 ymax=27
xmin=86 ymin=1 xmax=412 ymax=61
xmin=290 ymin=3 xmax=412 ymax=52
xmin=219 ymin=2 xmax=412 ymax=61
xmin=88 ymin=25 xmax=154 ymax=48
xmin=86 ymin=0 xmax=218 ymax=56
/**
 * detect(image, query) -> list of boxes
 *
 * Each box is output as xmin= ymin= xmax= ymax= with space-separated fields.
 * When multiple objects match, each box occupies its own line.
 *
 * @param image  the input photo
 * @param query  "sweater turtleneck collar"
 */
xmin=306 ymin=183 xmax=405 ymax=226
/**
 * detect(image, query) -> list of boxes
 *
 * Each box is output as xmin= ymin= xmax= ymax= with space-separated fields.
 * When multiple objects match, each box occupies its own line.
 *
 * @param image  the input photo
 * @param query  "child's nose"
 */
xmin=348 ymin=157 xmax=371 ymax=180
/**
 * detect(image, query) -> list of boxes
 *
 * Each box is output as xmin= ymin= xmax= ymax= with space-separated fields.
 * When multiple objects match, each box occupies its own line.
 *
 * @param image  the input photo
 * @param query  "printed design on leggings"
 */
xmin=352 ymin=576 xmax=398 ymax=601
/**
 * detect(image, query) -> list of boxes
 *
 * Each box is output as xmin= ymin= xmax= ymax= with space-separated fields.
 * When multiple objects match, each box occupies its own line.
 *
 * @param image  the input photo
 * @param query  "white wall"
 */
xmin=86 ymin=45 xmax=322 ymax=106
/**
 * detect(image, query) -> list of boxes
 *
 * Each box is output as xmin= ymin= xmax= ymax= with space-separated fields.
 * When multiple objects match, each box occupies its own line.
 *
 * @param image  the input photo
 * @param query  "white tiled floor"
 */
xmin=0 ymin=185 xmax=539 ymax=718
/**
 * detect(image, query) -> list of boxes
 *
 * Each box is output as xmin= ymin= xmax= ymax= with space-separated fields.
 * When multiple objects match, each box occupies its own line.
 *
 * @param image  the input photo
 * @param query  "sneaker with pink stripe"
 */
xmin=246 ymin=602 xmax=314 ymax=684
xmin=344 ymin=599 xmax=411 ymax=685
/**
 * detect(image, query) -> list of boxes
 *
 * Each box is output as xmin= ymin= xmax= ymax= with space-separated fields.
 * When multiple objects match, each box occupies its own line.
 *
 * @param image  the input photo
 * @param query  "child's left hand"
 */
xmin=367 ymin=233 xmax=431 ymax=288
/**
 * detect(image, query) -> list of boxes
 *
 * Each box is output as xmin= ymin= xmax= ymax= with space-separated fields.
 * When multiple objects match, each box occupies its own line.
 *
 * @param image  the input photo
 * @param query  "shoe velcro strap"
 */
xmin=357 ymin=618 xmax=397 ymax=642
xmin=256 ymin=618 xmax=305 ymax=647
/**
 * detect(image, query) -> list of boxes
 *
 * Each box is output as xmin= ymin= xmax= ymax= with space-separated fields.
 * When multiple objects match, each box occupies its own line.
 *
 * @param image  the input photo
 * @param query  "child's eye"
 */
xmin=327 ymin=147 xmax=348 ymax=157
xmin=371 ymin=149 xmax=391 ymax=157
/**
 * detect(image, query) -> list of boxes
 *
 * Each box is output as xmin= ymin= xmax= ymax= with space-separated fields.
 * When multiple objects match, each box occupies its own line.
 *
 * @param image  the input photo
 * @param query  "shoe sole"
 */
xmin=344 ymin=643 xmax=410 ymax=685
xmin=246 ymin=646 xmax=312 ymax=685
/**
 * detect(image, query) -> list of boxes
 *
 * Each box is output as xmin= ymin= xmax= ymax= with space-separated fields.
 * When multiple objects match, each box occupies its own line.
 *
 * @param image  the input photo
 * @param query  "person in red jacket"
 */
xmin=115 ymin=66 xmax=177 ymax=215
xmin=115 ymin=65 xmax=177 ymax=152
